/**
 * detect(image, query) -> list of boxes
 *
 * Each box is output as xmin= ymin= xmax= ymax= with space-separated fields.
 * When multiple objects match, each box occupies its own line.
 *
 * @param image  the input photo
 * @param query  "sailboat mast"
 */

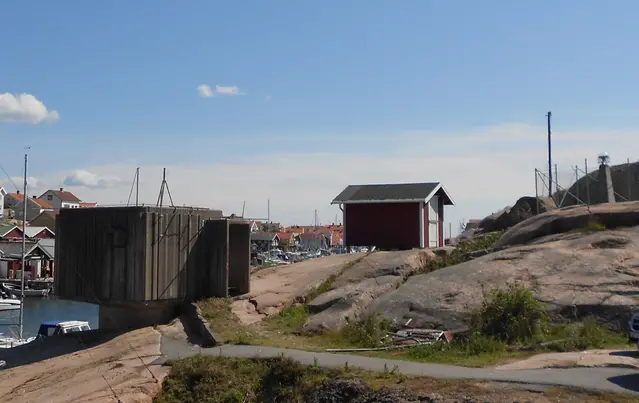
xmin=19 ymin=152 xmax=28 ymax=340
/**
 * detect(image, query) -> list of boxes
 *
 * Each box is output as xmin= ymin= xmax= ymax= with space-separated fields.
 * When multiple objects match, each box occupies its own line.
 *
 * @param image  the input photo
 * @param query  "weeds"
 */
xmin=303 ymin=256 xmax=366 ymax=303
xmin=417 ymin=231 xmax=503 ymax=275
xmin=341 ymin=312 xmax=391 ymax=348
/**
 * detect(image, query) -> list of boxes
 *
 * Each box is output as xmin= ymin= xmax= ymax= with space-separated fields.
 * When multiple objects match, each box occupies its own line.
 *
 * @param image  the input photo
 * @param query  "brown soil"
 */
xmin=0 ymin=327 xmax=168 ymax=403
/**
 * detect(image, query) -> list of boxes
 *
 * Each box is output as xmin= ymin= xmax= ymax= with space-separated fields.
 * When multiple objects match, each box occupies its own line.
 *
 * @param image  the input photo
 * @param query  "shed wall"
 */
xmin=344 ymin=203 xmax=420 ymax=250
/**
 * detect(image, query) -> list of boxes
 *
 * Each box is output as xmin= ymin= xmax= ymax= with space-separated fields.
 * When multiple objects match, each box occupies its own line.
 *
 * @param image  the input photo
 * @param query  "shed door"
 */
xmin=428 ymin=196 xmax=439 ymax=248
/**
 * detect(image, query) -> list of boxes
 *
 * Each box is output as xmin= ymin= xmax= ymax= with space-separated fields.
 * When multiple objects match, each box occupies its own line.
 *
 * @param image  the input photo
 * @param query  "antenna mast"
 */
xmin=156 ymin=168 xmax=175 ymax=208
xmin=547 ymin=111 xmax=553 ymax=197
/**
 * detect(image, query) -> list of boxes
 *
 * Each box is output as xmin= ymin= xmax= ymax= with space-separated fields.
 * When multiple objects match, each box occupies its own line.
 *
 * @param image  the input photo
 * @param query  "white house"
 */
xmin=38 ymin=188 xmax=82 ymax=209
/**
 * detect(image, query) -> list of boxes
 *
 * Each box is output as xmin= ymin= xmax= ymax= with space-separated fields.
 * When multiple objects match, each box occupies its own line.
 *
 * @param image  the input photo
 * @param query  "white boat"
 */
xmin=0 ymin=333 xmax=35 ymax=348
xmin=1 ymin=283 xmax=49 ymax=298
xmin=36 ymin=320 xmax=91 ymax=337
xmin=0 ymin=297 xmax=20 ymax=311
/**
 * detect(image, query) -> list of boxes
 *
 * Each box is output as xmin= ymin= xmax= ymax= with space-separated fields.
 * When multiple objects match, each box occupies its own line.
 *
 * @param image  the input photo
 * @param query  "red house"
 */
xmin=331 ymin=182 xmax=454 ymax=250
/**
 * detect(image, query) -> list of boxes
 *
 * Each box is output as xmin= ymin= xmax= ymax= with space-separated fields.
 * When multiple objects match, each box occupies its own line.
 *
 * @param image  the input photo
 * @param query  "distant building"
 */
xmin=331 ymin=182 xmax=454 ymax=250
xmin=38 ymin=188 xmax=82 ymax=209
xmin=11 ymin=195 xmax=54 ymax=221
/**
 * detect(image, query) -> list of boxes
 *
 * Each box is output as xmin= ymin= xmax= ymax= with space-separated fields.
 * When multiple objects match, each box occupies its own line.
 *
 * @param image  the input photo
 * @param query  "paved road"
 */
xmin=159 ymin=336 xmax=639 ymax=396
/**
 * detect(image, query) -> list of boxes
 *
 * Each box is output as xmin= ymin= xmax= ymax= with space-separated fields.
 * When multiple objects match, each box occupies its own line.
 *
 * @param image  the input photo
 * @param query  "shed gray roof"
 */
xmin=331 ymin=182 xmax=454 ymax=205
xmin=0 ymin=240 xmax=53 ymax=260
xmin=37 ymin=238 xmax=55 ymax=259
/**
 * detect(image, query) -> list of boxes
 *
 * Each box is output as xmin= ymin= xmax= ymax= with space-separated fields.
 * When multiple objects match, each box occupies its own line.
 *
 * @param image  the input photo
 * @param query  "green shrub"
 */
xmin=341 ymin=312 xmax=391 ymax=348
xmin=469 ymin=282 xmax=549 ymax=344
xmin=547 ymin=317 xmax=628 ymax=352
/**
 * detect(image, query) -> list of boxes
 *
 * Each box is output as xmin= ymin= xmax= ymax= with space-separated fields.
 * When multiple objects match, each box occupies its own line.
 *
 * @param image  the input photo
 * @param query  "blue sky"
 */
xmin=2 ymin=1 xmax=639 ymax=228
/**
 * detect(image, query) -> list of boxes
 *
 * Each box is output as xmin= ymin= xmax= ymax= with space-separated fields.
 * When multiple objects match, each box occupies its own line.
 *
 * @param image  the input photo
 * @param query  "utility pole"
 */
xmin=19 ymin=151 xmax=28 ymax=341
xmin=547 ymin=111 xmax=553 ymax=198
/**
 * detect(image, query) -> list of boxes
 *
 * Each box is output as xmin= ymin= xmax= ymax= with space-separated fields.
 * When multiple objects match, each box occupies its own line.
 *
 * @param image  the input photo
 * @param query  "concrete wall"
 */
xmin=55 ymin=206 xmax=252 ymax=303
xmin=98 ymin=301 xmax=180 ymax=330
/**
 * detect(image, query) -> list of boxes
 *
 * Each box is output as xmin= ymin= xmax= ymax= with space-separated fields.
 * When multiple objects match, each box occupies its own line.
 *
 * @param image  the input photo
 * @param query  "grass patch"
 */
xmin=154 ymin=355 xmax=408 ymax=403
xmin=155 ymin=355 xmax=636 ymax=403
xmin=302 ymin=255 xmax=367 ymax=303
xmin=417 ymin=231 xmax=503 ymax=275
xmin=197 ymin=297 xmax=260 ymax=345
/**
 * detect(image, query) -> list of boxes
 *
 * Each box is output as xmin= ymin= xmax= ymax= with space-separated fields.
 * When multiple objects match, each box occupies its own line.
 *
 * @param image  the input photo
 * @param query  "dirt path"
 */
xmin=0 ymin=327 xmax=168 ymax=403
xmin=232 ymin=253 xmax=366 ymax=324
xmin=495 ymin=349 xmax=639 ymax=370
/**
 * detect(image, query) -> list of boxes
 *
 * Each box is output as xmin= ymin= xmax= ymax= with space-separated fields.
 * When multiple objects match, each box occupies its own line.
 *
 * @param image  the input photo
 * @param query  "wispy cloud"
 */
xmin=265 ymin=95 xmax=272 ymax=102
xmin=197 ymin=84 xmax=244 ymax=97
xmin=0 ymin=93 xmax=59 ymax=124
xmin=214 ymin=85 xmax=243 ymax=96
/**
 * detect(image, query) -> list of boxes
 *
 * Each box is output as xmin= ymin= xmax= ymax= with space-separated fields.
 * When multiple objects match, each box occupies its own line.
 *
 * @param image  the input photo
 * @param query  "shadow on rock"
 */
xmin=607 ymin=373 xmax=639 ymax=393
xmin=0 ymin=329 xmax=120 ymax=370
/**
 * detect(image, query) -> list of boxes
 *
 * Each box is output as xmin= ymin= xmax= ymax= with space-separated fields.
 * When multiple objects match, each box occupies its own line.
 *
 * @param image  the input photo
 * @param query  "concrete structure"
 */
xmin=560 ymin=162 xmax=639 ymax=207
xmin=331 ymin=182 xmax=454 ymax=250
xmin=54 ymin=206 xmax=251 ymax=329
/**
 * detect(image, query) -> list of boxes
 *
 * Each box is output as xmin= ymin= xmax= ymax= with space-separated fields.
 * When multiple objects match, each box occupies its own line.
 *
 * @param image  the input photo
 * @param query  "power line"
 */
xmin=0 ymin=163 xmax=19 ymax=192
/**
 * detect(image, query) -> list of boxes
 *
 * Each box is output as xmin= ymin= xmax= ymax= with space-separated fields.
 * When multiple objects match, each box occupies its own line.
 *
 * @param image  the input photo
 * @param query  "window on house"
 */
xmin=47 ymin=195 xmax=53 ymax=201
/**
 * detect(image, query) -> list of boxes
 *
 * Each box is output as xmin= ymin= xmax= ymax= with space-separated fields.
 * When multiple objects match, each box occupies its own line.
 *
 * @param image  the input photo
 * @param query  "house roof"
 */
xmin=40 ymin=189 xmax=81 ymax=202
xmin=331 ymin=182 xmax=454 ymax=206
xmin=79 ymin=202 xmax=98 ymax=207
xmin=0 ymin=223 xmax=18 ymax=237
xmin=7 ymin=192 xmax=24 ymax=201
xmin=0 ymin=240 xmax=52 ymax=260
xmin=300 ymin=232 xmax=324 ymax=240
xmin=277 ymin=232 xmax=293 ymax=240
xmin=31 ymin=197 xmax=53 ymax=209
xmin=25 ymin=226 xmax=55 ymax=237
xmin=250 ymin=231 xmax=279 ymax=241
xmin=37 ymin=238 xmax=55 ymax=259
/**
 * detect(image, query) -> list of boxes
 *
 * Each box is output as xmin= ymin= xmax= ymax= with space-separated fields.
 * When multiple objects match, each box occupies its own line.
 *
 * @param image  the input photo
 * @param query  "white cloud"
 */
xmin=62 ymin=170 xmax=121 ymax=189
xmin=0 ymin=176 xmax=41 ymax=194
xmin=35 ymin=124 xmax=639 ymax=234
xmin=197 ymin=84 xmax=244 ymax=97
xmin=0 ymin=93 xmax=59 ymax=124
xmin=197 ymin=84 xmax=213 ymax=98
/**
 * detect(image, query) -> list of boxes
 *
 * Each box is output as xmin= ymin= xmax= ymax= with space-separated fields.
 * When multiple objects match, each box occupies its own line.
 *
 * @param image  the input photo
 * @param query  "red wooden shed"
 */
xmin=331 ymin=182 xmax=454 ymax=250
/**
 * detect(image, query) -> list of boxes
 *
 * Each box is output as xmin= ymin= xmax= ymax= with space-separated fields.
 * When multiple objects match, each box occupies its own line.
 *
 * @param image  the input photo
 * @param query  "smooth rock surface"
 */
xmin=371 ymin=226 xmax=639 ymax=331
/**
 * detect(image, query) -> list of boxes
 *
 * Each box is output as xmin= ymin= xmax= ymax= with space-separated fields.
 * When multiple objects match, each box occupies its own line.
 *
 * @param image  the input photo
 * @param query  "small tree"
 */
xmin=470 ymin=282 xmax=549 ymax=344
